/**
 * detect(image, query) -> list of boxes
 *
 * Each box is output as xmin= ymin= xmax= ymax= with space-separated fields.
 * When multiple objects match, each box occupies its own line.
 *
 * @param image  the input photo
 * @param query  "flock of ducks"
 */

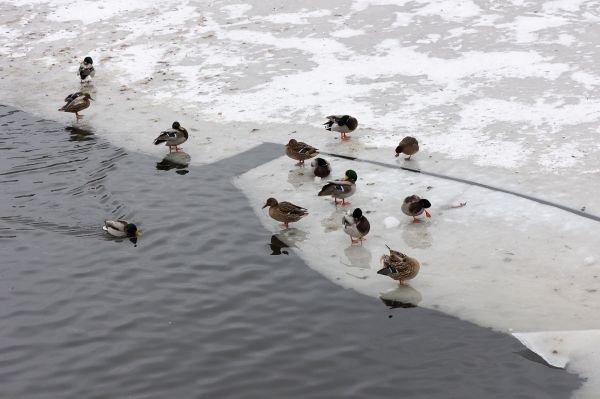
xmin=265 ymin=118 xmax=431 ymax=285
xmin=61 ymin=56 xmax=427 ymax=286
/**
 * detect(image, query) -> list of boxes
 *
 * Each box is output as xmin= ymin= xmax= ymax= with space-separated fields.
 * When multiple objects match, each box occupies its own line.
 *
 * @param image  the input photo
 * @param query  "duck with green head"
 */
xmin=318 ymin=169 xmax=357 ymax=206
xmin=102 ymin=220 xmax=143 ymax=238
xmin=153 ymin=121 xmax=189 ymax=152
xmin=79 ymin=56 xmax=95 ymax=83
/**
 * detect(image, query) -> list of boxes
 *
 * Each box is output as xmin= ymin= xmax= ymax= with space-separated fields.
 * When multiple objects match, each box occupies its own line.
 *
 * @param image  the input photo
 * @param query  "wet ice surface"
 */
xmin=0 ymin=105 xmax=583 ymax=398
xmin=1 ymin=0 xmax=600 ymax=395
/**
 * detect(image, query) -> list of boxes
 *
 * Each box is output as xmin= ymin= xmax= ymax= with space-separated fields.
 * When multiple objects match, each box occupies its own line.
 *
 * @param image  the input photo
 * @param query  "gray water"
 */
xmin=0 ymin=105 xmax=581 ymax=398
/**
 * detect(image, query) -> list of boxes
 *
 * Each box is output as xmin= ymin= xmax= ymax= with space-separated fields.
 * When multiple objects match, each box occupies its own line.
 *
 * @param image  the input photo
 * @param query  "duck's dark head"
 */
xmin=344 ymin=169 xmax=358 ymax=182
xmin=394 ymin=145 xmax=402 ymax=157
xmin=288 ymin=139 xmax=298 ymax=146
xmin=126 ymin=223 xmax=143 ymax=238
xmin=172 ymin=121 xmax=182 ymax=130
xmin=83 ymin=56 xmax=93 ymax=65
xmin=420 ymin=199 xmax=432 ymax=208
xmin=352 ymin=208 xmax=363 ymax=220
xmin=316 ymin=157 xmax=328 ymax=167
xmin=262 ymin=197 xmax=278 ymax=209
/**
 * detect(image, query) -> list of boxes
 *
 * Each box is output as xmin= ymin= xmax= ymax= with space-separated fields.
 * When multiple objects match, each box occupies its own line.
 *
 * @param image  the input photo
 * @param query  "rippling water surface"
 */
xmin=0 ymin=105 xmax=580 ymax=398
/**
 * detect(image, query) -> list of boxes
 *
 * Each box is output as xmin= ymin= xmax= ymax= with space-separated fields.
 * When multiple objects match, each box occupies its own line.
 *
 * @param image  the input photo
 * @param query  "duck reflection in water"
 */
xmin=65 ymin=125 xmax=95 ymax=142
xmin=267 ymin=228 xmax=308 ymax=255
xmin=342 ymin=245 xmax=372 ymax=269
xmin=379 ymin=285 xmax=423 ymax=309
xmin=156 ymin=151 xmax=191 ymax=175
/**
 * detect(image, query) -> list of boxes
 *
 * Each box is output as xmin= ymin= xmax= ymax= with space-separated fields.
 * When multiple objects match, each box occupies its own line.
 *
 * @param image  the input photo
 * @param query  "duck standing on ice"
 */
xmin=79 ymin=56 xmax=95 ymax=83
xmin=153 ymin=121 xmax=189 ymax=152
xmin=285 ymin=139 xmax=318 ymax=166
xmin=377 ymin=245 xmax=420 ymax=285
xmin=343 ymin=208 xmax=370 ymax=245
xmin=401 ymin=195 xmax=431 ymax=223
xmin=324 ymin=115 xmax=358 ymax=140
xmin=395 ymin=136 xmax=419 ymax=160
xmin=262 ymin=197 xmax=309 ymax=229
xmin=58 ymin=92 xmax=92 ymax=121
xmin=318 ymin=169 xmax=357 ymax=206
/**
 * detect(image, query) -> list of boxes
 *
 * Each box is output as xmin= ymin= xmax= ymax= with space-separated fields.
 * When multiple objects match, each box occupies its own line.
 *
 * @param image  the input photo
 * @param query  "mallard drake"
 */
xmin=311 ymin=157 xmax=331 ymax=178
xmin=79 ymin=56 xmax=95 ymax=83
xmin=285 ymin=139 xmax=318 ymax=165
xmin=102 ymin=220 xmax=143 ymax=238
xmin=401 ymin=195 xmax=431 ymax=223
xmin=262 ymin=197 xmax=309 ymax=229
xmin=153 ymin=121 xmax=189 ymax=152
xmin=324 ymin=115 xmax=358 ymax=140
xmin=318 ymin=169 xmax=357 ymax=206
xmin=343 ymin=208 xmax=370 ymax=245
xmin=395 ymin=136 xmax=419 ymax=160
xmin=377 ymin=245 xmax=420 ymax=285
xmin=58 ymin=92 xmax=92 ymax=120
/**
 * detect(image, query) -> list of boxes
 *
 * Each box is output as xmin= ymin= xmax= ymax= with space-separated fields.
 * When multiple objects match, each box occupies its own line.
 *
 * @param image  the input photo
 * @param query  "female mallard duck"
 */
xmin=262 ymin=197 xmax=309 ymax=229
xmin=311 ymin=157 xmax=331 ymax=178
xmin=58 ymin=92 xmax=93 ymax=120
xmin=343 ymin=208 xmax=370 ymax=245
xmin=79 ymin=56 xmax=95 ymax=83
xmin=377 ymin=245 xmax=420 ymax=285
xmin=153 ymin=121 xmax=189 ymax=152
xmin=285 ymin=139 xmax=318 ymax=166
xmin=401 ymin=195 xmax=431 ymax=223
xmin=102 ymin=220 xmax=143 ymax=238
xmin=324 ymin=115 xmax=358 ymax=140
xmin=318 ymin=169 xmax=357 ymax=206
xmin=395 ymin=136 xmax=419 ymax=160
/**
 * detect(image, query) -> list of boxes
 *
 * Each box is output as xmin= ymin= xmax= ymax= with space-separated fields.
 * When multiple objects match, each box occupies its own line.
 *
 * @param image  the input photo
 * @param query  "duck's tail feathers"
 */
xmin=153 ymin=139 xmax=166 ymax=145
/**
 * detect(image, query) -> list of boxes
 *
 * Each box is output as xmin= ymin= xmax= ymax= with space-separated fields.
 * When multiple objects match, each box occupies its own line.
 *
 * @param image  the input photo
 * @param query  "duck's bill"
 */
xmin=343 ymin=176 xmax=349 ymax=181
xmin=135 ymin=231 xmax=143 ymax=237
xmin=261 ymin=204 xmax=268 ymax=209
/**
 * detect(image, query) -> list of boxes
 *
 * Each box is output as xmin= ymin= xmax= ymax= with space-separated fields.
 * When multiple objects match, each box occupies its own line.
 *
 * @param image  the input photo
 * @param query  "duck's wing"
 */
xmin=293 ymin=141 xmax=318 ymax=154
xmin=64 ymin=92 xmax=83 ymax=104
xmin=278 ymin=201 xmax=308 ymax=216
xmin=400 ymin=136 xmax=418 ymax=146
xmin=377 ymin=258 xmax=413 ymax=279
xmin=153 ymin=129 xmax=179 ymax=145
xmin=318 ymin=180 xmax=353 ymax=196
xmin=104 ymin=219 xmax=127 ymax=232
xmin=357 ymin=217 xmax=370 ymax=235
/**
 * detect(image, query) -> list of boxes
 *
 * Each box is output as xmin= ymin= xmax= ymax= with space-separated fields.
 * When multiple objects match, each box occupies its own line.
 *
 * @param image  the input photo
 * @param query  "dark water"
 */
xmin=0 ymin=105 xmax=581 ymax=398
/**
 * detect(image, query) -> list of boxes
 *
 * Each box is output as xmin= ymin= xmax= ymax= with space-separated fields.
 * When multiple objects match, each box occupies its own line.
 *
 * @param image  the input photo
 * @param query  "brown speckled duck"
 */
xmin=58 ymin=92 xmax=92 ymax=120
xmin=395 ymin=136 xmax=419 ymax=160
xmin=324 ymin=115 xmax=358 ymax=140
xmin=401 ymin=195 xmax=431 ymax=223
xmin=377 ymin=245 xmax=420 ymax=285
xmin=285 ymin=139 xmax=318 ymax=166
xmin=262 ymin=197 xmax=308 ymax=229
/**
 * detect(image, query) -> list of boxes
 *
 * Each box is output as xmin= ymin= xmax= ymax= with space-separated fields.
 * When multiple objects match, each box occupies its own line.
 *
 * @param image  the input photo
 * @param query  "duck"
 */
xmin=377 ymin=245 xmax=420 ymax=285
xmin=102 ymin=220 xmax=143 ymax=238
xmin=324 ymin=115 xmax=358 ymax=140
xmin=401 ymin=195 xmax=431 ymax=223
xmin=79 ymin=56 xmax=95 ymax=83
xmin=343 ymin=208 xmax=370 ymax=245
xmin=262 ymin=197 xmax=308 ymax=229
xmin=285 ymin=139 xmax=318 ymax=166
xmin=58 ymin=92 xmax=92 ymax=120
xmin=311 ymin=157 xmax=331 ymax=178
xmin=395 ymin=136 xmax=419 ymax=160
xmin=153 ymin=121 xmax=189 ymax=152
xmin=318 ymin=169 xmax=357 ymax=206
